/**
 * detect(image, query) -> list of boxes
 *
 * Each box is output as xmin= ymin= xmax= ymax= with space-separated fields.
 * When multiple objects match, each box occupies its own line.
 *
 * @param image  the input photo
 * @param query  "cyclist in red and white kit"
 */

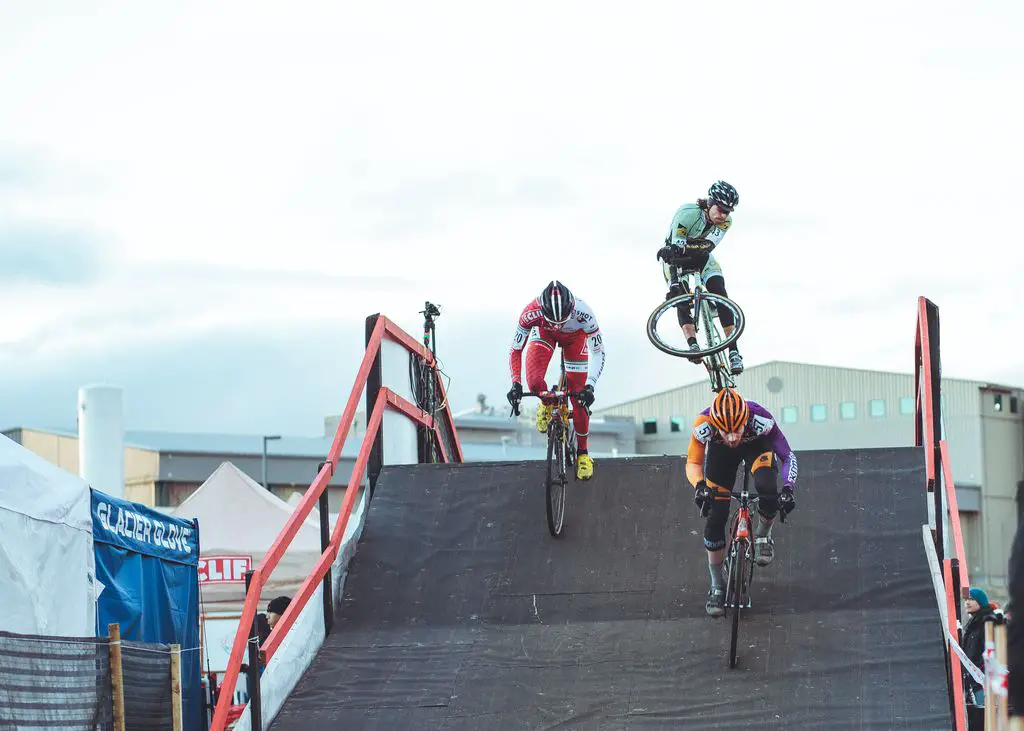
xmin=506 ymin=280 xmax=606 ymax=481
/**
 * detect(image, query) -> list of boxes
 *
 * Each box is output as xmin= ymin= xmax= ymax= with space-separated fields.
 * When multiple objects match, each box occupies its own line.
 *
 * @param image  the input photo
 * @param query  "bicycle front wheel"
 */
xmin=565 ymin=418 xmax=578 ymax=481
xmin=646 ymin=292 xmax=745 ymax=359
xmin=727 ymin=540 xmax=746 ymax=669
xmin=545 ymin=421 xmax=567 ymax=538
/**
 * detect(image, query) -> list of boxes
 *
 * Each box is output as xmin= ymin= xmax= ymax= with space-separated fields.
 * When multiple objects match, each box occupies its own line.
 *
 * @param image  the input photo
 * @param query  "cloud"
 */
xmin=153 ymin=262 xmax=417 ymax=292
xmin=0 ymin=0 xmax=1021 ymax=435
xmin=0 ymin=222 xmax=107 ymax=285
xmin=0 ymin=149 xmax=41 ymax=190
xmin=1 ymin=321 xmax=369 ymax=436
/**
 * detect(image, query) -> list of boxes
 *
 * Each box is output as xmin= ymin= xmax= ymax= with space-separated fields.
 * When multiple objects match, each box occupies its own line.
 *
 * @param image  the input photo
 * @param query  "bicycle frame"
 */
xmin=726 ymin=475 xmax=758 ymax=610
xmin=724 ymin=461 xmax=758 ymax=668
xmin=645 ymin=264 xmax=745 ymax=393
xmin=670 ymin=267 xmax=738 ymax=393
xmin=509 ymin=352 xmax=591 ymax=537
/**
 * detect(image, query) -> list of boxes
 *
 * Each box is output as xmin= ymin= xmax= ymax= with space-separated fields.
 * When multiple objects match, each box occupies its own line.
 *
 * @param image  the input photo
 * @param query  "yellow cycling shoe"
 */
xmin=536 ymin=403 xmax=553 ymax=433
xmin=576 ymin=453 xmax=594 ymax=480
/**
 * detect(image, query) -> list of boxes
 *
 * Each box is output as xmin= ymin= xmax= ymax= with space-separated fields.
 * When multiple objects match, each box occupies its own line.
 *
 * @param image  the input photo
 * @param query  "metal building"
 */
xmin=3 ymin=407 xmax=639 ymax=513
xmin=594 ymin=360 xmax=1024 ymax=598
xmin=325 ymin=399 xmax=638 ymax=460
xmin=1 ymin=427 xmax=361 ymax=512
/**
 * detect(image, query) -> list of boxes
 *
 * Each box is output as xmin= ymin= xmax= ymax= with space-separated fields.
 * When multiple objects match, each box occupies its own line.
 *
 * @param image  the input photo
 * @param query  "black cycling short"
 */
xmin=701 ymin=437 xmax=781 ymax=551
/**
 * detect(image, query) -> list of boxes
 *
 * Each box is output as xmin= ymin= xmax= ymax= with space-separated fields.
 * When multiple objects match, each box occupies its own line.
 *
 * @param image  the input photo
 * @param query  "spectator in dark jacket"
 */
xmin=962 ymin=588 xmax=997 ymax=705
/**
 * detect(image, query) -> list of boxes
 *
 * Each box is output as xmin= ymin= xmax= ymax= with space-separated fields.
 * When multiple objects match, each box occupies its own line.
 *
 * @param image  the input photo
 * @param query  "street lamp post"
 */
xmin=261 ymin=435 xmax=281 ymax=491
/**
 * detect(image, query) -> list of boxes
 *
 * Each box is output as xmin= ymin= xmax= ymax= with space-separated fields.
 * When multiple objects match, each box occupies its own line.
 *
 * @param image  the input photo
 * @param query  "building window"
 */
xmin=840 ymin=401 xmax=856 ymax=420
xmin=810 ymin=404 xmax=827 ymax=422
xmin=994 ymin=394 xmax=1003 ymax=412
xmin=899 ymin=396 xmax=915 ymax=415
xmin=643 ymin=419 xmax=658 ymax=435
xmin=1012 ymin=396 xmax=1019 ymax=414
xmin=781 ymin=406 xmax=798 ymax=424
xmin=869 ymin=399 xmax=886 ymax=418
xmin=670 ymin=417 xmax=682 ymax=433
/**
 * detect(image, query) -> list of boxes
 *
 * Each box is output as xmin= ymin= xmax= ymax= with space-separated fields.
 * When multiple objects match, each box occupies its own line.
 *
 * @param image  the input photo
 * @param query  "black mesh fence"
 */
xmin=122 ymin=639 xmax=174 ymax=731
xmin=0 ymin=629 xmax=114 ymax=730
xmin=0 ymin=629 xmax=181 ymax=731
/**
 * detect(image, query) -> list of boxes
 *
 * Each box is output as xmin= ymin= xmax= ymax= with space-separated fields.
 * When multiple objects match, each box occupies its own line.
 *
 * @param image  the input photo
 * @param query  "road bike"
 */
xmin=722 ymin=459 xmax=788 ymax=668
xmin=509 ymin=354 xmax=590 ymax=537
xmin=646 ymin=263 xmax=746 ymax=392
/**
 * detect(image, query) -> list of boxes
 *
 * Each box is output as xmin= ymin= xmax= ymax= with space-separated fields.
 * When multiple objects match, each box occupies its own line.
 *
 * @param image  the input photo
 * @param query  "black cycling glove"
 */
xmin=578 ymin=384 xmax=595 ymax=409
xmin=694 ymin=480 xmax=712 ymax=518
xmin=779 ymin=486 xmax=796 ymax=519
xmin=507 ymin=382 xmax=523 ymax=411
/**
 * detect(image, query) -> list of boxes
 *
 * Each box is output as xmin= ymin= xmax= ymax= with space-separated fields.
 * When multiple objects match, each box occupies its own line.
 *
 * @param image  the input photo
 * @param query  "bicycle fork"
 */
xmin=728 ymin=509 xmax=755 ymax=610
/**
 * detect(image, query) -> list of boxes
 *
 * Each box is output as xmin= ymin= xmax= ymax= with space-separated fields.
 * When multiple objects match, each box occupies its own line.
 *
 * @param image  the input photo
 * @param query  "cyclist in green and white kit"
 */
xmin=656 ymin=180 xmax=744 ymax=374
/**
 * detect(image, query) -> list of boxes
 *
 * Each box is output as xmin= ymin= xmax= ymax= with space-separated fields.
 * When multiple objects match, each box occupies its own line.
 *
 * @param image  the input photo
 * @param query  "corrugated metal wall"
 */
xmin=595 ymin=361 xmax=988 ymax=486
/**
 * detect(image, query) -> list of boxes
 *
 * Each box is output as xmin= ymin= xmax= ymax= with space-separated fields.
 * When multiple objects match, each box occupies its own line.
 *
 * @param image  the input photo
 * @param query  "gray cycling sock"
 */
xmin=757 ymin=515 xmax=775 ymax=539
xmin=708 ymin=562 xmax=726 ymax=590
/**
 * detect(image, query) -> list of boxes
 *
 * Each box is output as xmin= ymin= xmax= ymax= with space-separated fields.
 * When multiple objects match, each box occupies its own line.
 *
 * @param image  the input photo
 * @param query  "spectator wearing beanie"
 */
xmin=240 ymin=596 xmax=293 ymax=677
xmin=267 ymin=596 xmax=292 ymax=631
xmin=962 ymin=587 xmax=996 ymax=705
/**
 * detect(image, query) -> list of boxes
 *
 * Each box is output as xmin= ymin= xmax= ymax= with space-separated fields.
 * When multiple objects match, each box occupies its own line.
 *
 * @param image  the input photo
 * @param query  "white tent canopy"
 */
xmin=0 ymin=434 xmax=96 ymax=636
xmin=171 ymin=461 xmax=327 ymax=614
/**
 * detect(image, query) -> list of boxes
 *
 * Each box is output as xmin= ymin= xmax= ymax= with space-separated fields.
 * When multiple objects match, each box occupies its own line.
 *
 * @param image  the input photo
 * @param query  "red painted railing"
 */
xmin=914 ymin=296 xmax=969 ymax=731
xmin=209 ymin=315 xmax=462 ymax=730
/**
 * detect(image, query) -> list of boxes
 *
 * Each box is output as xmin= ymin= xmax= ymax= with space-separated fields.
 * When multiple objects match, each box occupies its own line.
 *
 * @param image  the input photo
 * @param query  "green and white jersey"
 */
xmin=664 ymin=202 xmax=733 ymax=256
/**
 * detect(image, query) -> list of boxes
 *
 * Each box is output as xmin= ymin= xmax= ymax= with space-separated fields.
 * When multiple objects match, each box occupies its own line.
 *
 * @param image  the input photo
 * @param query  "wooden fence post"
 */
xmin=170 ymin=643 xmax=183 ymax=731
xmin=107 ymin=623 xmax=126 ymax=731
xmin=996 ymin=622 xmax=1009 ymax=728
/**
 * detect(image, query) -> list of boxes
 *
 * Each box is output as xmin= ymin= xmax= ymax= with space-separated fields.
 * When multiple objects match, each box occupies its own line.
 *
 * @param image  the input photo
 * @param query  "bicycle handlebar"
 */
xmin=726 ymin=489 xmax=789 ymax=523
xmin=509 ymin=390 xmax=592 ymax=417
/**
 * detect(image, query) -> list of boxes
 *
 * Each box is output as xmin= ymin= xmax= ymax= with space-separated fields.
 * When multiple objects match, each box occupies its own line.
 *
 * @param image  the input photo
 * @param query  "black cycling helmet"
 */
xmin=708 ymin=180 xmax=739 ymax=210
xmin=539 ymin=280 xmax=575 ymax=324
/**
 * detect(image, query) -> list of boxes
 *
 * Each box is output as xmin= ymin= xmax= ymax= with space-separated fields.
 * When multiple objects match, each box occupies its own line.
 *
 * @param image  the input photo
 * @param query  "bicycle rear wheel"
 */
xmin=646 ymin=292 xmax=745 ymax=359
xmin=545 ymin=420 xmax=567 ymax=537
xmin=727 ymin=538 xmax=746 ymax=668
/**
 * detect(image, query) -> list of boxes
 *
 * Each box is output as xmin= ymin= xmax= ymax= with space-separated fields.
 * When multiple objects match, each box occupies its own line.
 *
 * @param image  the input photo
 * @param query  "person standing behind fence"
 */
xmin=962 ymin=588 xmax=997 ymax=707
xmin=266 ymin=596 xmax=291 ymax=632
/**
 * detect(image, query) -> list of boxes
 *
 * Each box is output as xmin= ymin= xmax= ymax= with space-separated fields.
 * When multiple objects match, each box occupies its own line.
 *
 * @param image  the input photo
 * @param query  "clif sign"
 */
xmin=199 ymin=556 xmax=252 ymax=584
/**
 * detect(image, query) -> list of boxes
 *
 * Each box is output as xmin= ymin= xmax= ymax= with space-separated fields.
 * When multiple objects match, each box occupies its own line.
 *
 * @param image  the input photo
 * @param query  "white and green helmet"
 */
xmin=708 ymin=180 xmax=739 ymax=210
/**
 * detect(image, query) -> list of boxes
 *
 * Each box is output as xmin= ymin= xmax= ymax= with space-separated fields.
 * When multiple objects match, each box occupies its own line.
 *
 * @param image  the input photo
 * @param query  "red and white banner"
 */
xmin=199 ymin=555 xmax=252 ymax=584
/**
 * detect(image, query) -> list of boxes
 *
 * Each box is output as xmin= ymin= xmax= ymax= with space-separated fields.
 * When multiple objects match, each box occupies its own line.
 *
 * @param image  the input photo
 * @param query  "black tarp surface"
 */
xmin=270 ymin=447 xmax=951 ymax=730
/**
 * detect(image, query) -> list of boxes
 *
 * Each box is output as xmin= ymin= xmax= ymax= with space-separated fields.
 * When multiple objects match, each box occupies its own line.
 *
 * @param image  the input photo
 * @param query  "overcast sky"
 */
xmin=1 ymin=1 xmax=1021 ymax=437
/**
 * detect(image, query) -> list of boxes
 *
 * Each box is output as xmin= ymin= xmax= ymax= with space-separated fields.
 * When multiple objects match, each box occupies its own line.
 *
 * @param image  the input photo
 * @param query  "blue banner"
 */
xmin=92 ymin=492 xmax=198 ymax=564
xmin=92 ymin=491 xmax=203 ymax=731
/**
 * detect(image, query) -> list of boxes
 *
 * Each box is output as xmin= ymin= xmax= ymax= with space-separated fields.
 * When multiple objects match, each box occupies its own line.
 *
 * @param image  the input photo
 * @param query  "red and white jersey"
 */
xmin=508 ymin=297 xmax=606 ymax=387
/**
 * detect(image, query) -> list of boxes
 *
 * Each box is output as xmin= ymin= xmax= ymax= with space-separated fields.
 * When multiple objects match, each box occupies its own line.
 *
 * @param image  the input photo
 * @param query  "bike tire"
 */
xmin=545 ymin=420 xmax=566 ymax=538
xmin=728 ymin=540 xmax=746 ymax=669
xmin=645 ymin=292 xmax=745 ymax=359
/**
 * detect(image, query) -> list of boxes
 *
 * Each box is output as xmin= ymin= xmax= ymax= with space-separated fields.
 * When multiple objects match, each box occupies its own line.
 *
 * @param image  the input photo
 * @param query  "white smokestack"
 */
xmin=77 ymin=385 xmax=124 ymax=498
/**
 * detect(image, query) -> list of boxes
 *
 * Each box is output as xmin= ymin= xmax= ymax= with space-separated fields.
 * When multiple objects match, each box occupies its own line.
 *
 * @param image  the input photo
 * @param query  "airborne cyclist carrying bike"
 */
xmin=657 ymin=180 xmax=744 ymax=374
xmin=686 ymin=387 xmax=798 ymax=617
xmin=506 ymin=280 xmax=606 ymax=481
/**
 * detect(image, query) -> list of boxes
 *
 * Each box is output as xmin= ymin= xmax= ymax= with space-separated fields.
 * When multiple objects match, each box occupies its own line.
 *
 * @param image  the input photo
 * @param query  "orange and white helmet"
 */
xmin=708 ymin=387 xmax=749 ymax=433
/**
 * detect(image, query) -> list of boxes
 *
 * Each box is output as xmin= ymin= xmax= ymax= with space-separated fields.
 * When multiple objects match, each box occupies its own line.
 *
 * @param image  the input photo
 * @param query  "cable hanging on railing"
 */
xmin=410 ymin=301 xmax=452 ymax=464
